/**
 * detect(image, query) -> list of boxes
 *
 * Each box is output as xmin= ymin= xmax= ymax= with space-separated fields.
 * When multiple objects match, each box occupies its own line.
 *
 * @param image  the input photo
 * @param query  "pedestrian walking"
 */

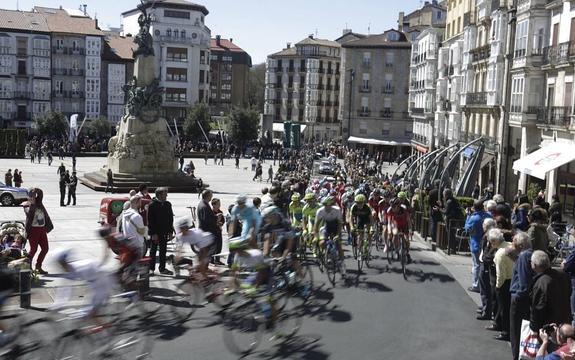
xmin=121 ymin=195 xmax=146 ymax=264
xmin=24 ymin=188 xmax=53 ymax=275
xmin=267 ymin=165 xmax=273 ymax=183
xmin=57 ymin=163 xmax=66 ymax=176
xmin=30 ymin=149 xmax=35 ymax=163
xmin=253 ymin=162 xmax=263 ymax=182
xmin=204 ymin=153 xmax=208 ymax=165
xmin=251 ymin=156 xmax=257 ymax=171
xmin=137 ymin=184 xmax=152 ymax=200
xmin=58 ymin=172 xmax=67 ymax=207
xmin=66 ymin=171 xmax=77 ymax=206
xmin=105 ymin=168 xmax=114 ymax=193
xmin=179 ymin=154 xmax=185 ymax=171
xmin=47 ymin=152 xmax=53 ymax=166
xmin=235 ymin=155 xmax=239 ymax=169
xmin=4 ymin=169 xmax=12 ymax=187
xmin=13 ymin=169 xmax=22 ymax=187
xmin=213 ymin=153 xmax=217 ymax=165
xmin=72 ymin=154 xmax=77 ymax=171
xmin=218 ymin=151 xmax=224 ymax=166
xmin=147 ymin=187 xmax=175 ymax=275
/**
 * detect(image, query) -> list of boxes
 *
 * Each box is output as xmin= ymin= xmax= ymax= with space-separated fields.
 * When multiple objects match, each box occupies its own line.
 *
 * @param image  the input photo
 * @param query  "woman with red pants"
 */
xmin=24 ymin=188 xmax=53 ymax=275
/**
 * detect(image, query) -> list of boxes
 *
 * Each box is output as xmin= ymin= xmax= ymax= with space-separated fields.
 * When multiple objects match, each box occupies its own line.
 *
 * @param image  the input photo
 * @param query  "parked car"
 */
xmin=0 ymin=182 xmax=28 ymax=206
xmin=318 ymin=160 xmax=336 ymax=175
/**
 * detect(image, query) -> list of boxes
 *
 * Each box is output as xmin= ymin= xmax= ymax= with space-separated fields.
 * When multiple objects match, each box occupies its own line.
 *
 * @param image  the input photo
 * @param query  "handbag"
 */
xmin=519 ymin=320 xmax=540 ymax=360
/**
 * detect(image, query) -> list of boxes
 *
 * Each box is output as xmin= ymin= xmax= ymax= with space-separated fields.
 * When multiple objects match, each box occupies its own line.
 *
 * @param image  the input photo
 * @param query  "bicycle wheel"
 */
xmin=364 ymin=236 xmax=373 ymax=268
xmin=357 ymin=235 xmax=364 ymax=273
xmin=222 ymin=299 xmax=264 ymax=355
xmin=400 ymin=235 xmax=407 ymax=279
xmin=295 ymin=262 xmax=314 ymax=302
xmin=274 ymin=295 xmax=303 ymax=340
xmin=2 ymin=317 xmax=56 ymax=360
xmin=374 ymin=230 xmax=382 ymax=252
xmin=351 ymin=233 xmax=358 ymax=260
xmin=52 ymin=330 xmax=94 ymax=360
xmin=324 ymin=243 xmax=337 ymax=286
xmin=109 ymin=315 xmax=154 ymax=360
xmin=153 ymin=277 xmax=200 ymax=323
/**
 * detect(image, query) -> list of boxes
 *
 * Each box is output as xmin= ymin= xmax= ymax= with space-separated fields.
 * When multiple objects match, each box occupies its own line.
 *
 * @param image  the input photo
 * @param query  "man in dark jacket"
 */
xmin=66 ymin=171 xmax=77 ymax=206
xmin=530 ymin=250 xmax=572 ymax=333
xmin=197 ymin=190 xmax=218 ymax=263
xmin=58 ymin=172 xmax=67 ymax=207
xmin=147 ymin=187 xmax=175 ymax=275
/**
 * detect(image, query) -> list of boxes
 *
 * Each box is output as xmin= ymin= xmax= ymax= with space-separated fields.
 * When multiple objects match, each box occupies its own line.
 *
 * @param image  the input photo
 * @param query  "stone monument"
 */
xmin=82 ymin=1 xmax=206 ymax=192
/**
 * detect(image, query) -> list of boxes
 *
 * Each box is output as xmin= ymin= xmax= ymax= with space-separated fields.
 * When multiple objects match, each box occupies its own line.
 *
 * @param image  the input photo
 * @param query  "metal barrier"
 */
xmin=447 ymin=219 xmax=466 ymax=255
xmin=137 ymin=257 xmax=151 ymax=298
xmin=19 ymin=269 xmax=31 ymax=308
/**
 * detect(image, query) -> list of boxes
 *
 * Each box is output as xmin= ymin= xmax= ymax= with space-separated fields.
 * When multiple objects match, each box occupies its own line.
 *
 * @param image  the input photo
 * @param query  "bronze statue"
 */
xmin=133 ymin=0 xmax=155 ymax=57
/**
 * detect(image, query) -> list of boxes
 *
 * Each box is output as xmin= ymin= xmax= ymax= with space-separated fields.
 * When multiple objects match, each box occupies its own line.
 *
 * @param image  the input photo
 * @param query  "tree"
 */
xmin=228 ymin=107 xmax=260 ymax=146
xmin=34 ymin=112 xmax=68 ymax=139
xmin=247 ymin=63 xmax=265 ymax=113
xmin=183 ymin=103 xmax=211 ymax=141
xmin=85 ymin=116 xmax=111 ymax=139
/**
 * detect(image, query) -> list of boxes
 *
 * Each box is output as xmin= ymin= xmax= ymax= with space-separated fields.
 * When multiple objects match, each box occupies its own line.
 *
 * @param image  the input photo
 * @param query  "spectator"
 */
xmin=251 ymin=156 xmax=257 ymax=171
xmin=13 ymin=169 xmax=22 ymax=188
xmin=472 ymin=183 xmax=480 ymax=200
xmin=24 ymin=188 xmax=53 ymax=275
xmin=478 ymin=218 xmax=497 ymax=321
xmin=441 ymin=188 xmax=463 ymax=252
xmin=510 ymin=231 xmax=534 ymax=360
xmin=105 ymin=168 xmax=114 ymax=193
xmin=235 ymin=154 xmax=240 ymax=169
xmin=4 ymin=169 xmax=12 ymax=187
xmin=179 ymin=154 xmax=184 ymax=171
xmin=493 ymin=194 xmax=512 ymax=221
xmin=512 ymin=196 xmax=531 ymax=232
xmin=253 ymin=162 xmax=263 ymax=182
xmin=487 ymin=228 xmax=514 ymax=341
xmin=197 ymin=190 xmax=218 ymax=263
xmin=211 ymin=197 xmax=224 ymax=265
xmin=513 ymin=190 xmax=523 ymax=206
xmin=253 ymin=197 xmax=262 ymax=210
xmin=465 ymin=200 xmax=492 ymax=293
xmin=267 ymin=165 xmax=273 ymax=183
xmin=549 ymin=194 xmax=562 ymax=224
xmin=58 ymin=172 xmax=67 ymax=207
xmin=66 ymin=171 xmax=77 ymax=206
xmin=530 ymin=250 xmax=572 ymax=333
xmin=57 ymin=162 xmax=66 ymax=176
xmin=147 ymin=187 xmax=174 ymax=275
xmin=528 ymin=207 xmax=550 ymax=252
xmin=485 ymin=199 xmax=497 ymax=217
xmin=536 ymin=323 xmax=575 ymax=360
xmin=121 ymin=196 xmax=146 ymax=267
xmin=563 ymin=240 xmax=575 ymax=328
xmin=535 ymin=191 xmax=546 ymax=208
xmin=137 ymin=184 xmax=152 ymax=200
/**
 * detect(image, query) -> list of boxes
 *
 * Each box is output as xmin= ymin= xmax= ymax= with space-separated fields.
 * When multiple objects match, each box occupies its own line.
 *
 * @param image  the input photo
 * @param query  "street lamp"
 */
xmin=347 ymin=68 xmax=355 ymax=145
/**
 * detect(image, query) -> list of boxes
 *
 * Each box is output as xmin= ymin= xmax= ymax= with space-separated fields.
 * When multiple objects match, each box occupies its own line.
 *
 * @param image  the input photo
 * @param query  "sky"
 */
xmin=5 ymin=0 xmax=424 ymax=64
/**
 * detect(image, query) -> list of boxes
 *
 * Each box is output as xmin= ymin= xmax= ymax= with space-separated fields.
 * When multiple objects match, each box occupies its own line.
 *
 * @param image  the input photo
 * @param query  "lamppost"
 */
xmin=347 ymin=68 xmax=355 ymax=145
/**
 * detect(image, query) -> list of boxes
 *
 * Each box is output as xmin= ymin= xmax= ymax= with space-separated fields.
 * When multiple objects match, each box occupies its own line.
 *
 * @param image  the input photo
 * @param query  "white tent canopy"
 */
xmin=512 ymin=142 xmax=575 ymax=180
xmin=347 ymin=136 xmax=410 ymax=146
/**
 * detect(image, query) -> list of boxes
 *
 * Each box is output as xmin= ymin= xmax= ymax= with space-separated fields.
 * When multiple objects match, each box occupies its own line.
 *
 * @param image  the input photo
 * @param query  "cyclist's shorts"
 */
xmin=355 ymin=219 xmax=371 ymax=230
xmin=392 ymin=225 xmax=409 ymax=236
xmin=320 ymin=226 xmax=339 ymax=240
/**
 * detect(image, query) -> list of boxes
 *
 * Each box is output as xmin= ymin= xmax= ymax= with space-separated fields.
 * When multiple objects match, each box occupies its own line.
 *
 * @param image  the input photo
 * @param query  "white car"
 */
xmin=0 ymin=182 xmax=28 ymax=206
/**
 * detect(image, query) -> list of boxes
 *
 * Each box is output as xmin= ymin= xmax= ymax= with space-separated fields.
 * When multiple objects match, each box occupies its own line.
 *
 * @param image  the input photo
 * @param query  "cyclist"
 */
xmin=288 ymin=193 xmax=304 ymax=229
xmin=260 ymin=206 xmax=296 ymax=258
xmin=388 ymin=198 xmax=412 ymax=263
xmin=99 ymin=225 xmax=142 ymax=289
xmin=173 ymin=217 xmax=214 ymax=277
xmin=313 ymin=196 xmax=344 ymax=262
xmin=349 ymin=194 xmax=373 ymax=255
xmin=229 ymin=194 xmax=262 ymax=248
xmin=378 ymin=191 xmax=393 ymax=248
xmin=302 ymin=193 xmax=319 ymax=253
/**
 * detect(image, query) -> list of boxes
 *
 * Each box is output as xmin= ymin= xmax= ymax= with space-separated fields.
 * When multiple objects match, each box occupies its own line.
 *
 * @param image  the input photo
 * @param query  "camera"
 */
xmin=542 ymin=324 xmax=556 ymax=336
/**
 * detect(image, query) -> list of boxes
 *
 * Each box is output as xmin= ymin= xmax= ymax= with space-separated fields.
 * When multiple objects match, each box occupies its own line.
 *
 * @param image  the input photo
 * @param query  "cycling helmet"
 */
xmin=322 ymin=196 xmax=335 ymax=206
xmin=261 ymin=205 xmax=280 ymax=218
xmin=319 ymin=188 xmax=328 ymax=198
xmin=291 ymin=193 xmax=301 ymax=202
xmin=235 ymin=194 xmax=248 ymax=205
xmin=304 ymin=193 xmax=316 ymax=201
xmin=354 ymin=194 xmax=367 ymax=203
xmin=228 ymin=237 xmax=250 ymax=251
xmin=98 ymin=224 xmax=113 ymax=238
xmin=175 ymin=216 xmax=192 ymax=230
xmin=397 ymin=191 xmax=407 ymax=200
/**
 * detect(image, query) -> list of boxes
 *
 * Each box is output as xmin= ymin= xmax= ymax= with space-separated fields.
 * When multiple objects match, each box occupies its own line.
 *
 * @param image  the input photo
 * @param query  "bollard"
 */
xmin=136 ymin=257 xmax=151 ymax=299
xmin=19 ymin=269 xmax=31 ymax=308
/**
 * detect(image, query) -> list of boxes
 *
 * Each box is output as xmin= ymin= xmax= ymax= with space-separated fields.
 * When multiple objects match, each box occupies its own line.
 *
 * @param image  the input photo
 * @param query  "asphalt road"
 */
xmin=146 ymin=243 xmax=510 ymax=360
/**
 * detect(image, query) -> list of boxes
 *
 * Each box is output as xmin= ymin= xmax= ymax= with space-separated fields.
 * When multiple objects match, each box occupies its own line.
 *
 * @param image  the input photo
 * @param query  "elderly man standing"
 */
xmin=148 ymin=187 xmax=175 ymax=275
xmin=530 ymin=250 xmax=572 ymax=333
xmin=488 ymin=228 xmax=514 ymax=341
xmin=509 ymin=232 xmax=534 ymax=360
xmin=464 ymin=200 xmax=492 ymax=293
xmin=197 ymin=190 xmax=219 ymax=265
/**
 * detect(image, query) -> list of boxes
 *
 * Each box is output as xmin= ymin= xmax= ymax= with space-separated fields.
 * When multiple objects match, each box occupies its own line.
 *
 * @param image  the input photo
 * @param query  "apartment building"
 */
xmin=409 ymin=27 xmax=443 ymax=154
xmin=399 ymin=0 xmax=447 ymax=41
xmin=0 ymin=10 xmax=51 ymax=129
xmin=122 ymin=0 xmax=210 ymax=123
xmin=33 ymin=7 xmax=104 ymax=122
xmin=209 ymin=35 xmax=252 ymax=116
xmin=264 ymin=35 xmax=341 ymax=143
xmin=435 ymin=0 xmax=475 ymax=152
xmin=339 ymin=30 xmax=412 ymax=155
xmin=101 ymin=34 xmax=135 ymax=124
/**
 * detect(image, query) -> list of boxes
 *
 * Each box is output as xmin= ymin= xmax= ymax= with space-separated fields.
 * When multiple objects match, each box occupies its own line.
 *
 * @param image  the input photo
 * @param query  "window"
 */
xmin=181 ymin=30 xmax=186 ymax=38
xmin=72 ymin=80 xmax=80 ymax=92
xmin=385 ymin=52 xmax=394 ymax=67
xmin=362 ymin=73 xmax=370 ymax=90
xmin=384 ymin=74 xmax=393 ymax=93
xmin=362 ymin=52 xmax=371 ymax=66
xmin=164 ymin=10 xmax=190 ymax=19
xmin=515 ymin=20 xmax=528 ymax=57
xmin=382 ymin=123 xmax=390 ymax=136
xmin=166 ymin=67 xmax=187 ymax=82
xmin=361 ymin=97 xmax=369 ymax=113
xmin=166 ymin=28 xmax=172 ymax=37
xmin=54 ymin=80 xmax=63 ymax=94
xmin=437 ymin=11 xmax=442 ymax=20
xmin=359 ymin=121 xmax=368 ymax=135
xmin=165 ymin=88 xmax=187 ymax=102
xmin=167 ymin=47 xmax=187 ymax=62
xmin=173 ymin=29 xmax=179 ymax=38
xmin=222 ymin=56 xmax=232 ymax=62
xmin=510 ymin=77 xmax=524 ymax=113
xmin=199 ymin=70 xmax=205 ymax=84
xmin=56 ymin=39 xmax=64 ymax=49
xmin=387 ymin=31 xmax=399 ymax=41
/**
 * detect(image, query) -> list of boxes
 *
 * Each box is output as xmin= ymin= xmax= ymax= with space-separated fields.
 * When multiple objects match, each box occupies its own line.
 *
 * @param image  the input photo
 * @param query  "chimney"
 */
xmin=342 ymin=28 xmax=352 ymax=35
xmin=216 ymin=35 xmax=221 ymax=46
xmin=82 ymin=4 xmax=87 ymax=16
xmin=286 ymin=42 xmax=291 ymax=49
xmin=398 ymin=12 xmax=404 ymax=32
xmin=229 ymin=38 xmax=233 ymax=43
xmin=308 ymin=34 xmax=314 ymax=39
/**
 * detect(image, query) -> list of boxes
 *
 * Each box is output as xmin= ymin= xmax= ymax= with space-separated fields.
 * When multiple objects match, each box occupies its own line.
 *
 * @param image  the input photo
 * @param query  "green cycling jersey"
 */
xmin=302 ymin=203 xmax=319 ymax=233
xmin=289 ymin=200 xmax=304 ymax=227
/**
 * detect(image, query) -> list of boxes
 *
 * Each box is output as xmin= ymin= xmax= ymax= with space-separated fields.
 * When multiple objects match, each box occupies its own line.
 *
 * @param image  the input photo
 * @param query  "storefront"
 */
xmin=347 ymin=136 xmax=411 ymax=158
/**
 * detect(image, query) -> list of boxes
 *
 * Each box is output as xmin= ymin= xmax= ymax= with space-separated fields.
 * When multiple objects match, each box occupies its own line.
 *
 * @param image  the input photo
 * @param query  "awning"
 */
xmin=480 ymin=154 xmax=494 ymax=169
xmin=272 ymin=123 xmax=307 ymax=133
xmin=347 ymin=136 xmax=411 ymax=146
xmin=512 ymin=142 xmax=575 ymax=180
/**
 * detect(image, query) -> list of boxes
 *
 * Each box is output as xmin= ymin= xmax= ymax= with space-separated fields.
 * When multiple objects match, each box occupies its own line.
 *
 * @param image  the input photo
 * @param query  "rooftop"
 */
xmin=0 ymin=9 xmax=49 ymax=33
xmin=210 ymin=37 xmax=247 ymax=53
xmin=296 ymin=36 xmax=340 ymax=48
xmin=103 ymin=35 xmax=135 ymax=61
xmin=342 ymin=30 xmax=410 ymax=48
xmin=33 ymin=6 xmax=104 ymax=36
xmin=122 ymin=0 xmax=209 ymax=16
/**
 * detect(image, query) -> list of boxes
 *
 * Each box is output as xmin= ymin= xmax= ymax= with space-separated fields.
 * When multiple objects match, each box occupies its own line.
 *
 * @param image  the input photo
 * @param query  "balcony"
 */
xmin=543 ymin=42 xmax=574 ymax=66
xmin=70 ymin=91 xmax=84 ymax=99
xmin=13 ymin=91 xmax=31 ymax=100
xmin=317 ymin=83 xmax=325 ymax=90
xmin=69 ymin=68 xmax=84 ymax=76
xmin=361 ymin=62 xmax=371 ymax=69
xmin=536 ymin=106 xmax=572 ymax=127
xmin=158 ymin=35 xmax=201 ymax=46
xmin=287 ymin=67 xmax=294 ymax=73
xmin=69 ymin=47 xmax=85 ymax=55
xmin=410 ymin=107 xmax=424 ymax=114
xmin=327 ymin=69 xmax=333 ymax=75
xmin=326 ymin=84 xmax=333 ymax=91
xmin=53 ymin=68 xmax=68 ymax=76
xmin=382 ymin=86 xmax=394 ymax=94
xmin=52 ymin=46 xmax=68 ymax=55
xmin=33 ymin=48 xmax=50 ymax=57
xmin=358 ymin=110 xmax=370 ymax=117
xmin=412 ymin=133 xmax=428 ymax=145
xmin=380 ymin=110 xmax=393 ymax=118
xmin=358 ymin=85 xmax=371 ymax=93
xmin=466 ymin=92 xmax=487 ymax=106
xmin=470 ymin=45 xmax=491 ymax=62
xmin=318 ymin=68 xmax=325 ymax=74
